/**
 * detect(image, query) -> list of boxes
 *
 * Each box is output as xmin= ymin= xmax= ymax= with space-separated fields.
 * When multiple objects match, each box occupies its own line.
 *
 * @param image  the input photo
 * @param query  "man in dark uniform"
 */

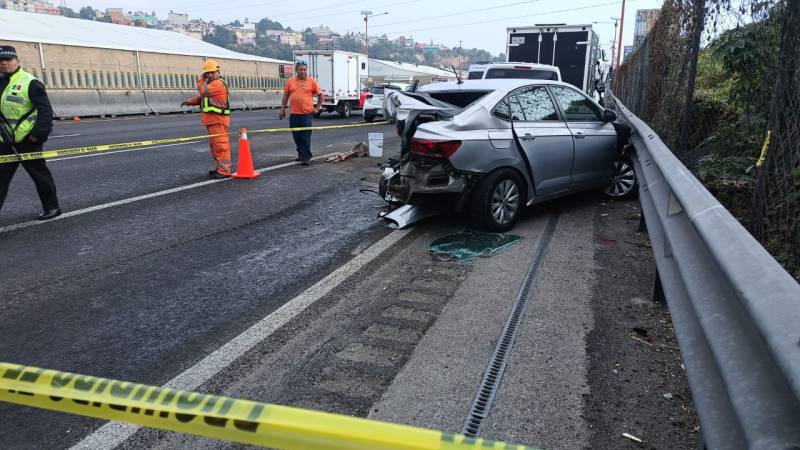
xmin=0 ymin=45 xmax=60 ymax=220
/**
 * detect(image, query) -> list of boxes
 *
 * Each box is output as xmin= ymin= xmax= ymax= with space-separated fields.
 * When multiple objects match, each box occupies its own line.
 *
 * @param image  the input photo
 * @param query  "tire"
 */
xmin=469 ymin=168 xmax=526 ymax=232
xmin=364 ymin=114 xmax=376 ymax=123
xmin=338 ymin=102 xmax=351 ymax=118
xmin=602 ymin=158 xmax=638 ymax=199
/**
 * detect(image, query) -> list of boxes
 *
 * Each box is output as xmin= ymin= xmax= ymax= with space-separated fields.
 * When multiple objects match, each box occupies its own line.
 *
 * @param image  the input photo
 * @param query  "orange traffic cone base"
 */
xmin=232 ymin=170 xmax=261 ymax=179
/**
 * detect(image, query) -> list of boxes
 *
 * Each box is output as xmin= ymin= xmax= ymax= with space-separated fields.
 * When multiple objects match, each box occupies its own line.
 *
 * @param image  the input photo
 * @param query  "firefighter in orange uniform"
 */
xmin=182 ymin=59 xmax=232 ymax=178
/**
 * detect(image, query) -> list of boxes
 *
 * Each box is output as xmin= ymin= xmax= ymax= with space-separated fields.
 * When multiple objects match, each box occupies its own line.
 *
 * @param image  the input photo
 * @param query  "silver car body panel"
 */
xmin=391 ymin=79 xmax=618 ymax=207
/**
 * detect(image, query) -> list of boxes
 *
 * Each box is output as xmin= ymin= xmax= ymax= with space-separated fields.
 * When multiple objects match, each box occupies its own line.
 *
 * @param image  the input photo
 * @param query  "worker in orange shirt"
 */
xmin=279 ymin=60 xmax=323 ymax=166
xmin=182 ymin=59 xmax=232 ymax=178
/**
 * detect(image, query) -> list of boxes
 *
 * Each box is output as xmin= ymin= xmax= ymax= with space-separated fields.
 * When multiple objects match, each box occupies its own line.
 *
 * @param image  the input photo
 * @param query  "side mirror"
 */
xmin=603 ymin=109 xmax=617 ymax=122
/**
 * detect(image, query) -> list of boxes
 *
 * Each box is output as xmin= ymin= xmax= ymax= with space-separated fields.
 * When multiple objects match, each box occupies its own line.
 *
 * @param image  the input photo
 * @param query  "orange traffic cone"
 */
xmin=232 ymin=128 xmax=261 ymax=179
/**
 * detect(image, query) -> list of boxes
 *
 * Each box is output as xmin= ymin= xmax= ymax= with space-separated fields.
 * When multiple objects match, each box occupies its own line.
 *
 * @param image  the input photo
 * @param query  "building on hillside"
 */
xmin=105 ymin=8 xmax=132 ymax=26
xmin=33 ymin=2 xmax=59 ymax=15
xmin=130 ymin=11 xmax=157 ymax=27
xmin=633 ymin=9 xmax=660 ymax=50
xmin=311 ymin=25 xmax=339 ymax=47
xmin=265 ymin=30 xmax=304 ymax=46
xmin=233 ymin=22 xmax=257 ymax=46
xmin=0 ymin=9 xmax=292 ymax=91
xmin=167 ymin=11 xmax=189 ymax=27
xmin=368 ymin=59 xmax=457 ymax=85
xmin=2 ymin=0 xmax=35 ymax=12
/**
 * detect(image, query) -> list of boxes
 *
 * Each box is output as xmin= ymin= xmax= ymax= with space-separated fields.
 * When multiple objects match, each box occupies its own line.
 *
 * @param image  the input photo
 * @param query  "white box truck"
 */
xmin=292 ymin=50 xmax=367 ymax=117
xmin=506 ymin=24 xmax=602 ymax=94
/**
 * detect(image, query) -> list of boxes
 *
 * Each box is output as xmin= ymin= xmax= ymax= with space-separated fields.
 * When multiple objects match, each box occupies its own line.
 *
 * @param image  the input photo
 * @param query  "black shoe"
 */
xmin=209 ymin=169 xmax=218 ymax=176
xmin=209 ymin=172 xmax=230 ymax=179
xmin=37 ymin=208 xmax=61 ymax=221
xmin=301 ymin=160 xmax=311 ymax=166
xmin=294 ymin=157 xmax=303 ymax=162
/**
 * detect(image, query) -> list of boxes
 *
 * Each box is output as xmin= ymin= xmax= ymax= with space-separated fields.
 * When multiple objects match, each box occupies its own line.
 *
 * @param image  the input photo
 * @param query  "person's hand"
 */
xmin=28 ymin=135 xmax=39 ymax=143
xmin=313 ymin=105 xmax=321 ymax=114
xmin=278 ymin=109 xmax=286 ymax=120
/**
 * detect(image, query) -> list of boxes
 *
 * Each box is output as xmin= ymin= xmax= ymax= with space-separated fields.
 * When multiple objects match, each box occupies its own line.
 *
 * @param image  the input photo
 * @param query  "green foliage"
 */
xmin=203 ymin=25 xmax=237 ymax=49
xmin=256 ymin=18 xmax=283 ymax=32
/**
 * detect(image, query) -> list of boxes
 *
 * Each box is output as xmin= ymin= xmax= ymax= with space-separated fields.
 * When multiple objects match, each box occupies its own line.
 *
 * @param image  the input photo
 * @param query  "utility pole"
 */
xmin=614 ymin=0 xmax=626 ymax=91
xmin=361 ymin=11 xmax=388 ymax=83
xmin=458 ymin=40 xmax=463 ymax=73
xmin=609 ymin=18 xmax=619 ymax=69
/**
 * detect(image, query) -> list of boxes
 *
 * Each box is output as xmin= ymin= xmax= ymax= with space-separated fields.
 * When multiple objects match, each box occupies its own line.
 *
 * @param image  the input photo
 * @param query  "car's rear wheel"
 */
xmin=470 ymin=168 xmax=526 ymax=232
xmin=602 ymin=158 xmax=638 ymax=199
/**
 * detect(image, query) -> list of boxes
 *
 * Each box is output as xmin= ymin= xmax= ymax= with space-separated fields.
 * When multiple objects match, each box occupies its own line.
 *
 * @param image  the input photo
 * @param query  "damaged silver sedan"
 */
xmin=381 ymin=79 xmax=636 ymax=231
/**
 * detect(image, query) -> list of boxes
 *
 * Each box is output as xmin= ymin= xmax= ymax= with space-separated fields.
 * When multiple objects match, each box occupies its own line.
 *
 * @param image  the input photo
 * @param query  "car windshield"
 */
xmin=369 ymin=86 xmax=385 ymax=95
xmin=467 ymin=71 xmax=484 ymax=80
xmin=485 ymin=68 xmax=558 ymax=80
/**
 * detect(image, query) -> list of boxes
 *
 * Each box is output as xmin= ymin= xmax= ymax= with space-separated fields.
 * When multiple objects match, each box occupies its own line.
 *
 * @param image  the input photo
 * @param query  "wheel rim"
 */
xmin=491 ymin=180 xmax=520 ymax=225
xmin=604 ymin=160 xmax=636 ymax=197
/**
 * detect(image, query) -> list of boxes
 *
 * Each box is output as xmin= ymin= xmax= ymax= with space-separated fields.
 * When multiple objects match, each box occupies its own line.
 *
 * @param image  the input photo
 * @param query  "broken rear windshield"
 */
xmin=426 ymin=90 xmax=492 ymax=108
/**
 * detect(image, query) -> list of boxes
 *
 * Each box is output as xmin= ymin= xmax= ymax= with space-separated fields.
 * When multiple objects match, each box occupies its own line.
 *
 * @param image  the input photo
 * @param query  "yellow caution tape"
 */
xmin=0 ymin=362 xmax=534 ymax=450
xmin=0 ymin=121 xmax=388 ymax=165
xmin=755 ymin=129 xmax=771 ymax=168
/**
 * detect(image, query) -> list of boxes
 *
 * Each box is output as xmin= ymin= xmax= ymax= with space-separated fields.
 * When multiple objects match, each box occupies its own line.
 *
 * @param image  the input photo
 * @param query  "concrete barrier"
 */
xmin=241 ymin=90 xmax=283 ymax=109
xmin=144 ymin=90 xmax=188 ymax=114
xmin=48 ymin=89 xmax=103 ymax=119
xmin=98 ymin=90 xmax=152 ymax=116
xmin=229 ymin=90 xmax=248 ymax=111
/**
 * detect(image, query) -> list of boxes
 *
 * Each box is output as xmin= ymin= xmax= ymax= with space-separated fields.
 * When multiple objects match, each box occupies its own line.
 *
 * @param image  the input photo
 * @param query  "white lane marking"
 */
xmin=50 ymin=142 xmax=197 ymax=162
xmin=69 ymin=227 xmax=409 ymax=450
xmin=49 ymin=133 xmax=83 ymax=139
xmin=0 ymin=152 xmax=339 ymax=235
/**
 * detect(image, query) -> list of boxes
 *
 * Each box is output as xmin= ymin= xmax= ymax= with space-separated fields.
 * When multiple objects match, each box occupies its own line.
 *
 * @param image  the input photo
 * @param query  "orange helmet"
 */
xmin=202 ymin=59 xmax=220 ymax=73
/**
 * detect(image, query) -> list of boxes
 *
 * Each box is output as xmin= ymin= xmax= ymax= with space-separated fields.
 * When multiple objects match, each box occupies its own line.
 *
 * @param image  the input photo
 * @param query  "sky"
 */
xmin=66 ymin=0 xmax=663 ymax=56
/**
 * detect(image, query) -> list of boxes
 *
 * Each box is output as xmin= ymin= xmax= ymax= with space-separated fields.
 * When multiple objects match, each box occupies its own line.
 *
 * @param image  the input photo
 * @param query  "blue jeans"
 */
xmin=289 ymin=114 xmax=313 ymax=161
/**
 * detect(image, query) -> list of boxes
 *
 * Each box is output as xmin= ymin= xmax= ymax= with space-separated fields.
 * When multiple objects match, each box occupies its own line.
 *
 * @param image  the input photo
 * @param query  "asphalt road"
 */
xmin=0 ymin=111 xmax=695 ymax=449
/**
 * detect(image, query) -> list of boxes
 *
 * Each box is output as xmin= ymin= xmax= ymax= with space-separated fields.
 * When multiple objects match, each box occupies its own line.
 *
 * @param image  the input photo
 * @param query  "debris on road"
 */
xmin=427 ymin=231 xmax=522 ymax=262
xmin=622 ymin=432 xmax=643 ymax=443
xmin=327 ymin=142 xmax=369 ymax=162
xmin=379 ymin=204 xmax=442 ymax=229
xmin=631 ymin=335 xmax=654 ymax=346
xmin=663 ymin=393 xmax=674 ymax=400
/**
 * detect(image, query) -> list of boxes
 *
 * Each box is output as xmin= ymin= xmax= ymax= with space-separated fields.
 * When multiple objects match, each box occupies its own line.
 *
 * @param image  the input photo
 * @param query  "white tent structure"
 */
xmin=368 ymin=59 xmax=458 ymax=84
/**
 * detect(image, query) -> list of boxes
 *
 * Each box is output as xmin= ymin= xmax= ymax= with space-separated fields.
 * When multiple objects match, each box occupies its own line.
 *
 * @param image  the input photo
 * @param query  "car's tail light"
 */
xmin=410 ymin=138 xmax=462 ymax=158
xmin=513 ymin=65 xmax=531 ymax=69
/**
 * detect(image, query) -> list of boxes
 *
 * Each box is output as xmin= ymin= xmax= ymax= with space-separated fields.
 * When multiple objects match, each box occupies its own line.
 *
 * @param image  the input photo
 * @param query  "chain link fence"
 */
xmin=613 ymin=0 xmax=799 ymax=279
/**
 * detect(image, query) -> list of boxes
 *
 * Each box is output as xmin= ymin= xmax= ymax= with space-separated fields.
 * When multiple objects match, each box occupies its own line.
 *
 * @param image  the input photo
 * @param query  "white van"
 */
xmin=467 ymin=62 xmax=561 ymax=81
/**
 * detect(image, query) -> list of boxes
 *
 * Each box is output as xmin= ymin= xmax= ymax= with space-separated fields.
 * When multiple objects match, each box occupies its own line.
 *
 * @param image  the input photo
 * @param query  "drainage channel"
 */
xmin=461 ymin=212 xmax=560 ymax=437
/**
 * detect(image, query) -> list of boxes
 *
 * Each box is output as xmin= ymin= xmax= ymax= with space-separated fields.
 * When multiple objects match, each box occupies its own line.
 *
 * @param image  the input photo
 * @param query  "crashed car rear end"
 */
xmin=381 ymin=79 xmax=634 ymax=231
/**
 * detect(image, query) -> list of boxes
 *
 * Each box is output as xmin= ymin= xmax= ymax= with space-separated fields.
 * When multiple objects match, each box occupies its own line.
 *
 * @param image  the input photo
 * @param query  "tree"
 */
xmin=79 ymin=6 xmax=95 ymax=20
xmin=59 ymin=7 xmax=80 ymax=18
xmin=303 ymin=28 xmax=319 ymax=48
xmin=203 ymin=25 xmax=237 ymax=49
xmin=256 ymin=18 xmax=284 ymax=34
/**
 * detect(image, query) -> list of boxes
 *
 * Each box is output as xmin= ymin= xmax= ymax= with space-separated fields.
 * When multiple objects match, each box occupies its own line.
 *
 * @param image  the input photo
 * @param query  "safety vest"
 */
xmin=0 ymin=69 xmax=38 ymax=144
xmin=201 ymin=78 xmax=230 ymax=116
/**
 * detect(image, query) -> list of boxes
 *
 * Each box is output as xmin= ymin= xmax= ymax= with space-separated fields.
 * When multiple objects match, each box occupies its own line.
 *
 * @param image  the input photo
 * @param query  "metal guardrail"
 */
xmin=611 ymin=96 xmax=800 ymax=449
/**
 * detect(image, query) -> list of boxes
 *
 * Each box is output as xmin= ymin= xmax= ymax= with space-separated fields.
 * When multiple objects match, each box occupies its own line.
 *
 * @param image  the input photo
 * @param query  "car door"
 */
xmin=548 ymin=85 xmax=617 ymax=188
xmin=491 ymin=85 xmax=575 ymax=196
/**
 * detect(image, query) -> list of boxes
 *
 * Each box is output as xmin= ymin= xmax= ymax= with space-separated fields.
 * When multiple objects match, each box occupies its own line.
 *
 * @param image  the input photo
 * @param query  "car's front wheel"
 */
xmin=470 ymin=168 xmax=526 ymax=232
xmin=603 ymin=158 xmax=638 ymax=199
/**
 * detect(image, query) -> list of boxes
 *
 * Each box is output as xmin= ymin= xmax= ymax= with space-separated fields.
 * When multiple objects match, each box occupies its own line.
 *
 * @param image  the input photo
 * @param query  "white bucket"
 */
xmin=368 ymin=132 xmax=384 ymax=158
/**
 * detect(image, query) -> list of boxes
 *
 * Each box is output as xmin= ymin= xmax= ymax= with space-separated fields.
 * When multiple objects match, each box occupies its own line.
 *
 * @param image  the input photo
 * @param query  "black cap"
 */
xmin=0 ymin=46 xmax=18 ymax=60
